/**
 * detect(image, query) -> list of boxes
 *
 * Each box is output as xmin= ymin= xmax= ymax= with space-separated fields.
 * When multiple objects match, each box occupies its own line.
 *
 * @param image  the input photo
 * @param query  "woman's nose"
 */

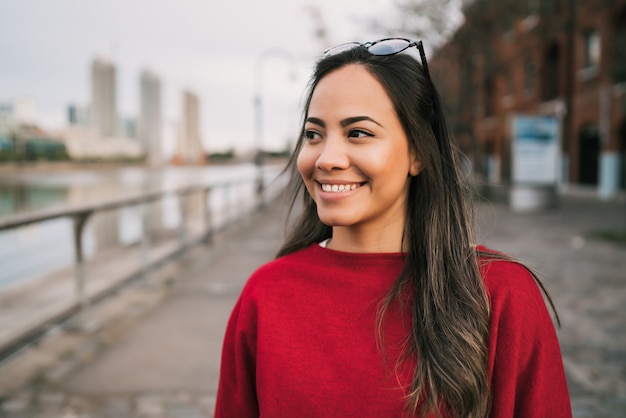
xmin=315 ymin=138 xmax=350 ymax=171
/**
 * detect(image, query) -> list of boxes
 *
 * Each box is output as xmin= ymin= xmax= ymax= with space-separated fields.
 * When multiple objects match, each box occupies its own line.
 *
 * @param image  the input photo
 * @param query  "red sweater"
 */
xmin=215 ymin=244 xmax=571 ymax=417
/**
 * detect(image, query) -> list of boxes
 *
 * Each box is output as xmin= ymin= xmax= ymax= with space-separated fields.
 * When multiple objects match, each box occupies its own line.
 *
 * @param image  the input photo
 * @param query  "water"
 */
xmin=0 ymin=163 xmax=286 ymax=289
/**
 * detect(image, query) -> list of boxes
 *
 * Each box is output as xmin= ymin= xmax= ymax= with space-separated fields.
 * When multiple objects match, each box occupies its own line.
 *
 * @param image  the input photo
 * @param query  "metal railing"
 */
xmin=0 ymin=173 xmax=282 ymax=360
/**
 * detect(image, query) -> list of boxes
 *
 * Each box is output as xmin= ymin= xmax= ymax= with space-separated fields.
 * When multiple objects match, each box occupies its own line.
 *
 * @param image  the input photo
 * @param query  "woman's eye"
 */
xmin=348 ymin=129 xmax=372 ymax=139
xmin=304 ymin=130 xmax=322 ymax=141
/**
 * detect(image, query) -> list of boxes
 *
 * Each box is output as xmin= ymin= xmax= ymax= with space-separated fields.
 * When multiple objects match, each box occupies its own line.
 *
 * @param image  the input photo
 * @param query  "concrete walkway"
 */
xmin=1 ymin=191 xmax=625 ymax=418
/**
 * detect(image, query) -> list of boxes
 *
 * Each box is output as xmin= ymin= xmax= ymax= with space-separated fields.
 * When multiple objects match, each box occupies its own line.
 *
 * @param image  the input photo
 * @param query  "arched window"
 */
xmin=484 ymin=76 xmax=496 ymax=116
xmin=613 ymin=9 xmax=626 ymax=83
xmin=617 ymin=118 xmax=626 ymax=189
xmin=542 ymin=43 xmax=560 ymax=101
xmin=582 ymin=28 xmax=601 ymax=71
xmin=578 ymin=123 xmax=600 ymax=185
xmin=524 ymin=59 xmax=537 ymax=97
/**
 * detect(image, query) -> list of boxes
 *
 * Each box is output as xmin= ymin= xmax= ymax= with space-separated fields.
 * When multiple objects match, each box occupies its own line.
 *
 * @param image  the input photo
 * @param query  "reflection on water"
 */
xmin=0 ymin=164 xmax=284 ymax=288
xmin=0 ymin=218 xmax=76 ymax=287
xmin=0 ymin=184 xmax=68 ymax=216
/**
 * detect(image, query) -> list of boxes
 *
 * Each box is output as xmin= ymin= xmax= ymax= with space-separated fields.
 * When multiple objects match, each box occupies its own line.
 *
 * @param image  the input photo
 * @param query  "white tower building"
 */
xmin=91 ymin=56 xmax=117 ymax=137
xmin=173 ymin=89 xmax=205 ymax=165
xmin=138 ymin=69 xmax=162 ymax=165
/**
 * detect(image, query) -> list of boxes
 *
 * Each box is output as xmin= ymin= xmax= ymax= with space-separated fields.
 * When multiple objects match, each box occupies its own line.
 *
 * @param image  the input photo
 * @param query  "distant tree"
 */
xmin=303 ymin=4 xmax=332 ymax=50
xmin=374 ymin=0 xmax=465 ymax=49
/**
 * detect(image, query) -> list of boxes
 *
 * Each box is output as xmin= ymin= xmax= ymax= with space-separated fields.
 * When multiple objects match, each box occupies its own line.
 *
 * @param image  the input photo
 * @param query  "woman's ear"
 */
xmin=409 ymin=153 xmax=421 ymax=176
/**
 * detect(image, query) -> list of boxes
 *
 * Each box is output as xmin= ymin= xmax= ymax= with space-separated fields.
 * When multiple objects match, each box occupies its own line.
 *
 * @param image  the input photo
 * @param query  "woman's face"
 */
xmin=297 ymin=64 xmax=420 ymax=239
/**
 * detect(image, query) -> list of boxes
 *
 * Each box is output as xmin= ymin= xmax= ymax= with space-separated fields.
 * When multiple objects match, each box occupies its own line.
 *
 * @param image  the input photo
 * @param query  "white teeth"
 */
xmin=321 ymin=183 xmax=359 ymax=192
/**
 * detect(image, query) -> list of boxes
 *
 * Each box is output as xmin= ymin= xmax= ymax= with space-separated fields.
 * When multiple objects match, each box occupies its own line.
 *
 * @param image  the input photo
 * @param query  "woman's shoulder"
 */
xmin=476 ymin=246 xmax=543 ymax=300
xmin=242 ymin=243 xmax=321 ymax=290
xmin=476 ymin=246 xmax=551 ymax=321
xmin=254 ymin=242 xmax=320 ymax=273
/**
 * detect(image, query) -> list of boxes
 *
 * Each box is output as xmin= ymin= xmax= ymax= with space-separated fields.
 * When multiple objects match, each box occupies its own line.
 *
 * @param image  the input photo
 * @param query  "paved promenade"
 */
xmin=0 ymin=190 xmax=625 ymax=417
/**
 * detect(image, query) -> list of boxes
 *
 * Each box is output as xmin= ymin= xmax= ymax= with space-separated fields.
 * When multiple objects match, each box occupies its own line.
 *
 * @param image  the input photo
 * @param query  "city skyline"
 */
xmin=0 ymin=0 xmax=397 ymax=157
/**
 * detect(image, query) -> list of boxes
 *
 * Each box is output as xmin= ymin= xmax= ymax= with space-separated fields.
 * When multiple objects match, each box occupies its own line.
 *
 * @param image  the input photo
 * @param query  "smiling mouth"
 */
xmin=320 ymin=183 xmax=362 ymax=193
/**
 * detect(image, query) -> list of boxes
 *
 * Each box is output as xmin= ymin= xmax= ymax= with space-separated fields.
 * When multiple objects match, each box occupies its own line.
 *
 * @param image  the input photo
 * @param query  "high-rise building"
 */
xmin=138 ymin=69 xmax=162 ymax=165
xmin=173 ymin=89 xmax=205 ymax=165
xmin=11 ymin=96 xmax=37 ymax=125
xmin=0 ymin=97 xmax=37 ymax=126
xmin=90 ymin=56 xmax=117 ymax=137
xmin=67 ymin=103 xmax=90 ymax=126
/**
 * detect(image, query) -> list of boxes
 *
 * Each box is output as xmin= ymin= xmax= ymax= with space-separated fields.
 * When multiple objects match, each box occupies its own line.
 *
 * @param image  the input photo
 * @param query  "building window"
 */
xmin=582 ymin=29 xmax=601 ymax=70
xmin=520 ymin=0 xmax=540 ymax=31
xmin=502 ymin=13 xmax=515 ymax=40
xmin=474 ymin=87 xmax=483 ymax=118
xmin=578 ymin=28 xmax=601 ymax=81
xmin=578 ymin=123 xmax=600 ymax=185
xmin=501 ymin=73 xmax=514 ymax=108
xmin=484 ymin=77 xmax=495 ymax=117
xmin=551 ymin=0 xmax=563 ymax=15
xmin=504 ymin=73 xmax=514 ymax=98
xmin=524 ymin=60 xmax=536 ymax=96
xmin=613 ymin=11 xmax=626 ymax=83
xmin=542 ymin=43 xmax=560 ymax=101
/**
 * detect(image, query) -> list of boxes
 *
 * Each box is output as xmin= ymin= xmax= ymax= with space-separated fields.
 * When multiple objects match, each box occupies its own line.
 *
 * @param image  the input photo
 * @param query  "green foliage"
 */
xmin=24 ymin=141 xmax=70 ymax=161
xmin=590 ymin=229 xmax=626 ymax=246
xmin=262 ymin=149 xmax=291 ymax=159
xmin=0 ymin=149 xmax=19 ymax=162
xmin=208 ymin=149 xmax=236 ymax=162
xmin=0 ymin=138 xmax=70 ymax=162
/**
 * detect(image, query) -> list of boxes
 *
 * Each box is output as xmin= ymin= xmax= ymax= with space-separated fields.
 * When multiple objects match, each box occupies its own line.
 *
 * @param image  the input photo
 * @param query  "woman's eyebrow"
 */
xmin=340 ymin=116 xmax=382 ymax=127
xmin=305 ymin=115 xmax=383 ymax=128
xmin=305 ymin=117 xmax=325 ymax=127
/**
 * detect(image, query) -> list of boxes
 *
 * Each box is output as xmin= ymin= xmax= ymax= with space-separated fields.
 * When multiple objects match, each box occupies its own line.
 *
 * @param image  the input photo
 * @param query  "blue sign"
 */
xmin=511 ymin=115 xmax=560 ymax=184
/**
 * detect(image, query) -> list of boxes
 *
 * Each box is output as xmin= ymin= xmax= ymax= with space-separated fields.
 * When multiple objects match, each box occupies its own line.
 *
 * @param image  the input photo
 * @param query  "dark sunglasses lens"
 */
xmin=368 ymin=39 xmax=410 ymax=56
xmin=324 ymin=42 xmax=360 ymax=57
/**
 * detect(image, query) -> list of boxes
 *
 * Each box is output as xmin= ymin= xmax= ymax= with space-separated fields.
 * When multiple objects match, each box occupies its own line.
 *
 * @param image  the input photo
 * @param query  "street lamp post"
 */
xmin=254 ymin=48 xmax=297 ymax=209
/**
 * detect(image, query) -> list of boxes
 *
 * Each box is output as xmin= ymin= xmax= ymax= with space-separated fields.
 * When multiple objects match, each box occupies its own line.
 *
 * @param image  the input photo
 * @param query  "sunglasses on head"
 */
xmin=323 ymin=37 xmax=431 ymax=81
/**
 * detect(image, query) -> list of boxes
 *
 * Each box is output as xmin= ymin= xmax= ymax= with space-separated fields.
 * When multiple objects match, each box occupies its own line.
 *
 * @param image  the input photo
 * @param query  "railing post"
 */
xmin=256 ymin=167 xmax=266 ymax=210
xmin=203 ymin=187 xmax=213 ymax=245
xmin=178 ymin=190 xmax=188 ymax=251
xmin=224 ymin=184 xmax=231 ymax=227
xmin=72 ymin=210 xmax=94 ymax=331
xmin=140 ymin=202 xmax=151 ymax=281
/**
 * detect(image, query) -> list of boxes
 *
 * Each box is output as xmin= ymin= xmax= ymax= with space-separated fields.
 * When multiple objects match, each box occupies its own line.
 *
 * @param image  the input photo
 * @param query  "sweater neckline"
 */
xmin=311 ymin=242 xmax=406 ymax=259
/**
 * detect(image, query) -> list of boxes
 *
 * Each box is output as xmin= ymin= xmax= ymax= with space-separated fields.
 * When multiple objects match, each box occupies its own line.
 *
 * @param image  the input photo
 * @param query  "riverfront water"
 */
xmin=0 ymin=163 xmax=286 ymax=288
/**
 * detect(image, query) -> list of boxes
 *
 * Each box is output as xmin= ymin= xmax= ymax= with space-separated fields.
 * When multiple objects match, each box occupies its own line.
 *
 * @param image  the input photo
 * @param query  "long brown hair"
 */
xmin=276 ymin=47 xmax=554 ymax=417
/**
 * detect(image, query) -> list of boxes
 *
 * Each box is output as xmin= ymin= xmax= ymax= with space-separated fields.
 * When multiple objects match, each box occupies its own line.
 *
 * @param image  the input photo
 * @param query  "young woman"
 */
xmin=215 ymin=38 xmax=572 ymax=417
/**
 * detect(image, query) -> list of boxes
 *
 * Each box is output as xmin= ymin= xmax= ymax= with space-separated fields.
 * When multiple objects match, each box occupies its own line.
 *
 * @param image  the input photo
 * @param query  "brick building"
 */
xmin=430 ymin=0 xmax=626 ymax=198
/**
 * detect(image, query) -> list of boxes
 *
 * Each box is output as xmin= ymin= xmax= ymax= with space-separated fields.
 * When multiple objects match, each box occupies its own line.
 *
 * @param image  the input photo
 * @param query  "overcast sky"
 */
xmin=0 ymin=0 xmax=401 ymax=156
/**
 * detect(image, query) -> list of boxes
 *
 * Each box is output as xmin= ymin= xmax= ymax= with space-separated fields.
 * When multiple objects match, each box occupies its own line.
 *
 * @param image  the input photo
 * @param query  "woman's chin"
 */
xmin=317 ymin=213 xmax=356 ymax=228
